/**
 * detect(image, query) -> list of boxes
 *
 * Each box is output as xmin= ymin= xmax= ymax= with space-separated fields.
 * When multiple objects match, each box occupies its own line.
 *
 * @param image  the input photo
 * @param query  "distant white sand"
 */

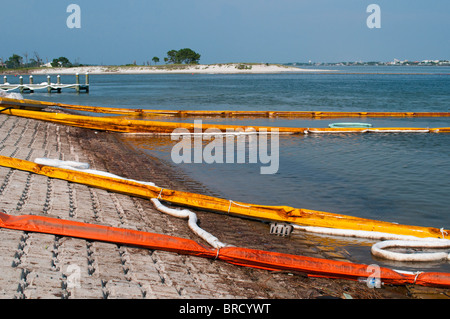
xmin=31 ymin=63 xmax=330 ymax=75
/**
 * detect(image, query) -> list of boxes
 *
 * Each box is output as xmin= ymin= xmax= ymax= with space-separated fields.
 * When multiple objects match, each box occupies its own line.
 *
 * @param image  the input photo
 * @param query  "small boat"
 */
xmin=328 ymin=122 xmax=373 ymax=128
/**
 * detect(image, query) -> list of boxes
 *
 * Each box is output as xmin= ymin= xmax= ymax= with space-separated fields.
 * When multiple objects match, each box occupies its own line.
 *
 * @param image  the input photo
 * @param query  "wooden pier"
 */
xmin=0 ymin=73 xmax=89 ymax=94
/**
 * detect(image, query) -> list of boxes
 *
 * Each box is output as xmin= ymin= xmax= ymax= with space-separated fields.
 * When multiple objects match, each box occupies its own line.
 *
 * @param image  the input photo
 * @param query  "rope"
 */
xmin=414 ymin=272 xmax=424 ymax=284
xmin=0 ymin=84 xmax=87 ymax=92
xmin=227 ymin=200 xmax=251 ymax=213
xmin=0 ymin=107 xmax=12 ymax=113
xmin=214 ymin=248 xmax=220 ymax=260
xmin=441 ymin=228 xmax=448 ymax=239
xmin=1 ymin=86 xmax=21 ymax=92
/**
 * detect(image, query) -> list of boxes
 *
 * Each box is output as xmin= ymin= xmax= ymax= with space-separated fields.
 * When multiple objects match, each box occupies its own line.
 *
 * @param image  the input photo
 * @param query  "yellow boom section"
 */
xmin=1 ymin=96 xmax=450 ymax=118
xmin=0 ymin=99 xmax=449 ymax=134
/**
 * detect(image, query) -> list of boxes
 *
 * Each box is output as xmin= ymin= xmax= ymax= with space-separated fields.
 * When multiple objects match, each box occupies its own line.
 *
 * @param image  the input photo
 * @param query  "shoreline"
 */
xmin=3 ymin=64 xmax=449 ymax=76
xmin=28 ymin=63 xmax=331 ymax=75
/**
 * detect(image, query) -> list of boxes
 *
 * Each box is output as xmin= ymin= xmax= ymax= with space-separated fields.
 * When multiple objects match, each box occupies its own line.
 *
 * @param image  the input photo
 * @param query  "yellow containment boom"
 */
xmin=1 ymin=96 xmax=450 ymax=118
xmin=0 ymin=107 xmax=306 ymax=134
xmin=0 ymin=102 xmax=449 ymax=135
xmin=0 ymin=155 xmax=447 ymax=240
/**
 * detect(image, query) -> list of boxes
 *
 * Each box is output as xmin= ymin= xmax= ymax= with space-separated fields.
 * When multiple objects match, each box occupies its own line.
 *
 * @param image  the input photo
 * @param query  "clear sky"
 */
xmin=1 ymin=0 xmax=449 ymax=65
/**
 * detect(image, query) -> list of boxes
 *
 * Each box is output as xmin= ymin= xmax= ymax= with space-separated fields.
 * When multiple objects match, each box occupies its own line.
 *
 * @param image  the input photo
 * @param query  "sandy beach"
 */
xmin=29 ymin=63 xmax=329 ymax=75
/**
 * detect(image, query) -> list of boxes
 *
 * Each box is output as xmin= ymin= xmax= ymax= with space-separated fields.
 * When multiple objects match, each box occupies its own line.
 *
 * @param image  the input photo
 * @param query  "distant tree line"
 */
xmin=0 ymin=53 xmax=79 ymax=69
xmin=166 ymin=48 xmax=201 ymax=64
xmin=0 ymin=53 xmax=41 ymax=69
xmin=149 ymin=48 xmax=201 ymax=66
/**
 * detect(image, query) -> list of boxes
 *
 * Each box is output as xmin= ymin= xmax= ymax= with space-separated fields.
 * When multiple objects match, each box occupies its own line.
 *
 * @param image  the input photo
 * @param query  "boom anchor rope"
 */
xmin=157 ymin=188 xmax=164 ymax=199
xmin=227 ymin=200 xmax=251 ymax=214
xmin=0 ymin=107 xmax=12 ymax=113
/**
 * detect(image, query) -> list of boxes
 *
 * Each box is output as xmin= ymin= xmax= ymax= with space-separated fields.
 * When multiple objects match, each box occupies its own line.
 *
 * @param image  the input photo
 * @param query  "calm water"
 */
xmin=22 ymin=66 xmax=450 ymax=271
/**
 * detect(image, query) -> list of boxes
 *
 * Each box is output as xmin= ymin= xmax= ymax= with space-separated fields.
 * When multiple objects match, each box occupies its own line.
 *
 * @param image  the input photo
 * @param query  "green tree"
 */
xmin=166 ymin=48 xmax=201 ymax=64
xmin=167 ymin=50 xmax=179 ymax=64
xmin=51 ymin=56 xmax=72 ymax=67
xmin=51 ymin=59 xmax=60 ymax=67
xmin=177 ymin=48 xmax=201 ymax=64
xmin=6 ymin=54 xmax=23 ymax=69
xmin=152 ymin=56 xmax=160 ymax=65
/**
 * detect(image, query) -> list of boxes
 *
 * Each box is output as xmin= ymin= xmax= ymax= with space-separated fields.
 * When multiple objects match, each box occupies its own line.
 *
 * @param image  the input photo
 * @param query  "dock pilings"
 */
xmin=1 ymin=73 xmax=90 ymax=94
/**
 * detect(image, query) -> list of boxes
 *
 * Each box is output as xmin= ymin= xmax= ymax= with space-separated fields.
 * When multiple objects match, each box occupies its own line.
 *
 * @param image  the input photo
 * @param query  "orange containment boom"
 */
xmin=1 ymin=211 xmax=449 ymax=288
xmin=0 ymin=155 xmax=448 ymax=240
xmin=1 ymin=96 xmax=450 ymax=119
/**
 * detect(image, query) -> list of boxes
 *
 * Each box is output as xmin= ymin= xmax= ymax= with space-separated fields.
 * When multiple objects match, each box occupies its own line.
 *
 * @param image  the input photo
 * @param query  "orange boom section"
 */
xmin=1 ymin=211 xmax=449 ymax=288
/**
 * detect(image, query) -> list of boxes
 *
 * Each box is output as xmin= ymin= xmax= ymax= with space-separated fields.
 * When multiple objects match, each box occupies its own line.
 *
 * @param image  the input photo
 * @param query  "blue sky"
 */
xmin=1 ymin=0 xmax=449 ymax=65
